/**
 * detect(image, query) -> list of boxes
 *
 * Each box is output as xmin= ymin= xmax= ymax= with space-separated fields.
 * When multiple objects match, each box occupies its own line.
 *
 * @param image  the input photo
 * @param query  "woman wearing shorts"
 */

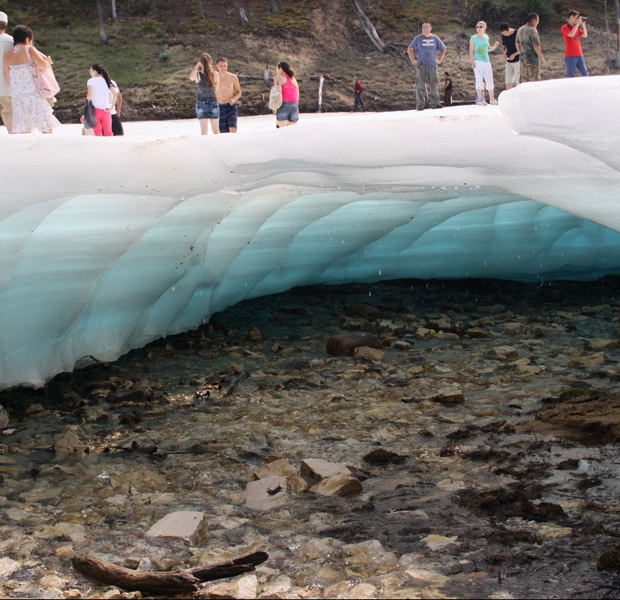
xmin=190 ymin=52 xmax=220 ymax=135
xmin=274 ymin=61 xmax=299 ymax=128
xmin=470 ymin=21 xmax=500 ymax=106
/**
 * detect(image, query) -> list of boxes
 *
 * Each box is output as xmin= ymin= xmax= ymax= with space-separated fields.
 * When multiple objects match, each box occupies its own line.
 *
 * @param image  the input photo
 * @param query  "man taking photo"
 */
xmin=562 ymin=10 xmax=588 ymax=77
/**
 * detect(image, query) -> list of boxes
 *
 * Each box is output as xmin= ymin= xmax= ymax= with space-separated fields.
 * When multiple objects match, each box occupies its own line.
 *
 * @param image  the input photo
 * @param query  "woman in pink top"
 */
xmin=274 ymin=60 xmax=299 ymax=128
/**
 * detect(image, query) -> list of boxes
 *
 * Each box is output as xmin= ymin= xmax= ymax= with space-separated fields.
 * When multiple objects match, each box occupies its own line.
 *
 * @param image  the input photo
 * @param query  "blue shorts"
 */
xmin=196 ymin=99 xmax=219 ymax=120
xmin=276 ymin=101 xmax=299 ymax=123
xmin=219 ymin=102 xmax=238 ymax=132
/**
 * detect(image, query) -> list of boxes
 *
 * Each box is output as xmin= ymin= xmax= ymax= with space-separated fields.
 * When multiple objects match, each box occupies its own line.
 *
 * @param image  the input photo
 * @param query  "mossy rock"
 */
xmin=597 ymin=544 xmax=620 ymax=572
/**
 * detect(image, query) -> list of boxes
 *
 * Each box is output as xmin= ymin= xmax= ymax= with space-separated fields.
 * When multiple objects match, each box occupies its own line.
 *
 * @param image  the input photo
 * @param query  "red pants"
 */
xmin=93 ymin=108 xmax=113 ymax=136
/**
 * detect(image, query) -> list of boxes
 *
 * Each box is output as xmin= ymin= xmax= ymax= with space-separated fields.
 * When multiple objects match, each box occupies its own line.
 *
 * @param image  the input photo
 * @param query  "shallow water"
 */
xmin=1 ymin=278 xmax=620 ymax=599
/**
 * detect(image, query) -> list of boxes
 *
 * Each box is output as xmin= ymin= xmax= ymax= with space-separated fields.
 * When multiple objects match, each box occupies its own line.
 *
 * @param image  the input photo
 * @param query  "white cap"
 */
xmin=0 ymin=12 xmax=7 ymax=24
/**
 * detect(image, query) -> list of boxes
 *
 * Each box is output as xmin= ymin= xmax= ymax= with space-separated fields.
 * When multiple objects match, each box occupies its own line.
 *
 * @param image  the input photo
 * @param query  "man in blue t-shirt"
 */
xmin=407 ymin=22 xmax=447 ymax=111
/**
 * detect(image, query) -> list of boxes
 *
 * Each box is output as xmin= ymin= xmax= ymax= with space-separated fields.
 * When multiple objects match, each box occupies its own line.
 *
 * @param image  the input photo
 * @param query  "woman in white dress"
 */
xmin=2 ymin=25 xmax=60 ymax=133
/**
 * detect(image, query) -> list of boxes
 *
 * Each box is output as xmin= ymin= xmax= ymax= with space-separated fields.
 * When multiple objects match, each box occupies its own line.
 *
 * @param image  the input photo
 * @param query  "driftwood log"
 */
xmin=72 ymin=551 xmax=268 ymax=594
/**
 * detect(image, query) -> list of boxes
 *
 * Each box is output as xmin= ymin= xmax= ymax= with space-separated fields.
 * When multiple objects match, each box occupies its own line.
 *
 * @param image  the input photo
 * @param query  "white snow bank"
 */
xmin=1 ymin=76 xmax=620 ymax=388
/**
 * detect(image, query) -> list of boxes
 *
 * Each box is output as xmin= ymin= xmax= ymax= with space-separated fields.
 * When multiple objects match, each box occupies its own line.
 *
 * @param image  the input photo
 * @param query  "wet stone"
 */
xmin=354 ymin=346 xmax=385 ymax=361
xmin=435 ymin=331 xmax=459 ymax=341
xmin=309 ymin=473 xmax=363 ymax=497
xmin=326 ymin=332 xmax=381 ymax=356
xmin=415 ymin=327 xmax=434 ymax=340
xmin=52 ymin=427 xmax=88 ymax=457
xmin=587 ymin=338 xmax=618 ymax=350
xmin=344 ymin=304 xmax=382 ymax=320
xmin=146 ymin=510 xmax=209 ymax=544
xmin=363 ymin=448 xmax=406 ymax=466
xmin=493 ymin=345 xmax=518 ymax=359
xmin=300 ymin=458 xmax=351 ymax=482
xmin=254 ymin=458 xmax=307 ymax=493
xmin=0 ymin=557 xmax=20 ymax=578
xmin=392 ymin=340 xmax=412 ymax=350
xmin=466 ymin=328 xmax=494 ymax=339
xmin=0 ymin=404 xmax=9 ymax=429
xmin=430 ymin=390 xmax=465 ymax=406
xmin=204 ymin=573 xmax=258 ymax=599
xmin=568 ymin=352 xmax=606 ymax=367
xmin=501 ymin=322 xmax=525 ymax=335
xmin=245 ymin=476 xmax=288 ymax=511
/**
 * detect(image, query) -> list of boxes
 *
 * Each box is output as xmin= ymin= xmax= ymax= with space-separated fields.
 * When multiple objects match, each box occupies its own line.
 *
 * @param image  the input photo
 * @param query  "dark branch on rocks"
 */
xmin=72 ymin=551 xmax=269 ymax=594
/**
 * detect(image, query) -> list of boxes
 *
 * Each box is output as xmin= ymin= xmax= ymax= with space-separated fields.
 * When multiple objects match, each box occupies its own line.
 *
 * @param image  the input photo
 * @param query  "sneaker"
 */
xmin=477 ymin=100 xmax=488 ymax=106
xmin=490 ymin=100 xmax=498 ymax=105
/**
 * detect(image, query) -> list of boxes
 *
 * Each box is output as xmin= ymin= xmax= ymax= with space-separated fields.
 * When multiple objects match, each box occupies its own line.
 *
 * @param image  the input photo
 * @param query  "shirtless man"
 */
xmin=215 ymin=57 xmax=241 ymax=133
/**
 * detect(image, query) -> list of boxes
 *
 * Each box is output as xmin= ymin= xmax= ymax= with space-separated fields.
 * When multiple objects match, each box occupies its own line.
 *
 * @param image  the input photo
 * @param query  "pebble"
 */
xmin=146 ymin=510 xmax=209 ymax=544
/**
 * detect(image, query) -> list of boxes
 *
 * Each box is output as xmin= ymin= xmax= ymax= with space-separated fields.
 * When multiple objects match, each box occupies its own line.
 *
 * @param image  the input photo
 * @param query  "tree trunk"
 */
xmin=269 ymin=0 xmax=279 ymax=12
xmin=239 ymin=8 xmax=249 ymax=25
xmin=198 ymin=0 xmax=206 ymax=19
xmin=110 ymin=0 xmax=117 ymax=20
xmin=349 ymin=0 xmax=385 ymax=53
xmin=96 ymin=0 xmax=108 ymax=43
xmin=150 ymin=0 xmax=156 ymax=15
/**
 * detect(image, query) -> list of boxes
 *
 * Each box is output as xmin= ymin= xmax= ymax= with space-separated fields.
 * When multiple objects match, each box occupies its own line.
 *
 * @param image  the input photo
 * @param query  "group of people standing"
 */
xmin=189 ymin=53 xmax=299 ymax=134
xmin=85 ymin=63 xmax=123 ymax=136
xmin=406 ymin=9 xmax=589 ymax=110
xmin=0 ymin=9 xmax=593 ymax=135
xmin=0 ymin=10 xmax=124 ymax=136
xmin=498 ymin=10 xmax=588 ymax=90
xmin=189 ymin=53 xmax=241 ymax=135
xmin=0 ymin=14 xmax=60 ymax=134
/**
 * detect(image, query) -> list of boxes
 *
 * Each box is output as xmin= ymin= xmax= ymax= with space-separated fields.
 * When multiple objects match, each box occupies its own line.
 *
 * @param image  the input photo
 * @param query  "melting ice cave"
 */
xmin=1 ymin=76 xmax=620 ymax=389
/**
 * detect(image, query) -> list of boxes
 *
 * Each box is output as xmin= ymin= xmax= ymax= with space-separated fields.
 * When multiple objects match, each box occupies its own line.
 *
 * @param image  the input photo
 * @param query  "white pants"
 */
xmin=505 ymin=61 xmax=520 ymax=86
xmin=0 ymin=95 xmax=12 ymax=133
xmin=474 ymin=60 xmax=494 ymax=91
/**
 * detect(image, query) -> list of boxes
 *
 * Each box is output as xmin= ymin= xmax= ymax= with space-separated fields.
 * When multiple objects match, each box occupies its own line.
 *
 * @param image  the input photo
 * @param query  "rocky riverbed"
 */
xmin=1 ymin=278 xmax=620 ymax=599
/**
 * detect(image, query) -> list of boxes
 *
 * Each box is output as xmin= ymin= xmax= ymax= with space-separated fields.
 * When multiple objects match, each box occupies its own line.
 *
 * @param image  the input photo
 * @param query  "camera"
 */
xmin=581 ymin=17 xmax=587 ymax=21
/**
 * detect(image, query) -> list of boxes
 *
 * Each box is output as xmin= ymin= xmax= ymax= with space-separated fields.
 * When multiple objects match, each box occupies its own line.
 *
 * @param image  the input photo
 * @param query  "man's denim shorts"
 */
xmin=276 ymin=101 xmax=299 ymax=123
xmin=196 ymin=99 xmax=220 ymax=119
xmin=219 ymin=102 xmax=238 ymax=132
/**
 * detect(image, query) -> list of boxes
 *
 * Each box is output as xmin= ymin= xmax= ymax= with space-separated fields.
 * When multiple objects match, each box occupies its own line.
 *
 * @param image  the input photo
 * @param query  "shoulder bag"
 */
xmin=268 ymin=79 xmax=283 ymax=111
xmin=83 ymin=100 xmax=97 ymax=129
xmin=25 ymin=46 xmax=61 ymax=99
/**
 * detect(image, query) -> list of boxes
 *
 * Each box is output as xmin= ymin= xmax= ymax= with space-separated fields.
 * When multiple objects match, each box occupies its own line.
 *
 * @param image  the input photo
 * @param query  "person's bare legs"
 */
xmin=210 ymin=118 xmax=220 ymax=134
xmin=199 ymin=119 xmax=209 ymax=135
